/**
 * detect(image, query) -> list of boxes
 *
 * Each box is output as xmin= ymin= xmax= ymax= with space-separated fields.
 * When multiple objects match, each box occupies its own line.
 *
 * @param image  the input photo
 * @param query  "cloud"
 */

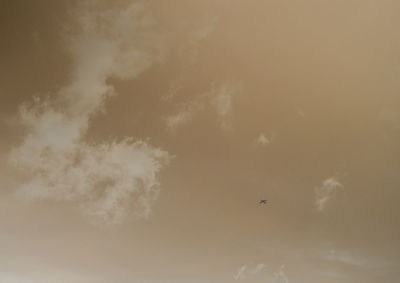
xmin=250 ymin=263 xmax=265 ymax=275
xmin=165 ymin=81 xmax=243 ymax=132
xmin=211 ymin=81 xmax=243 ymax=131
xmin=272 ymin=265 xmax=289 ymax=283
xmin=165 ymin=100 xmax=203 ymax=131
xmin=185 ymin=15 xmax=218 ymax=65
xmin=256 ymin=132 xmax=277 ymax=147
xmin=9 ymin=1 xmax=170 ymax=225
xmin=233 ymin=263 xmax=265 ymax=280
xmin=257 ymin=133 xmax=270 ymax=146
xmin=233 ymin=264 xmax=247 ymax=280
xmin=315 ymin=177 xmax=344 ymax=211
xmin=324 ymin=249 xmax=366 ymax=267
xmin=161 ymin=17 xmax=243 ymax=133
xmin=260 ymin=244 xmax=398 ymax=282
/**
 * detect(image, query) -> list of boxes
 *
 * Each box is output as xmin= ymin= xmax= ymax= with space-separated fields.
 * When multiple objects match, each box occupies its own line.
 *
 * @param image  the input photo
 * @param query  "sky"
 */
xmin=1 ymin=0 xmax=400 ymax=282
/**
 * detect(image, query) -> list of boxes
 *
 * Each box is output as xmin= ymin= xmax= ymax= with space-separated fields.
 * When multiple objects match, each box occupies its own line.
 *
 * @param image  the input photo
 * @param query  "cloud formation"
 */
xmin=272 ymin=265 xmax=289 ymax=283
xmin=233 ymin=263 xmax=265 ymax=280
xmin=324 ymin=249 xmax=366 ymax=267
xmin=256 ymin=133 xmax=270 ymax=146
xmin=185 ymin=15 xmax=218 ymax=66
xmin=9 ymin=1 xmax=169 ymax=225
xmin=165 ymin=81 xmax=243 ymax=131
xmin=165 ymin=100 xmax=203 ymax=131
xmin=315 ymin=177 xmax=344 ymax=211
xmin=256 ymin=132 xmax=277 ymax=147
xmin=211 ymin=81 xmax=243 ymax=131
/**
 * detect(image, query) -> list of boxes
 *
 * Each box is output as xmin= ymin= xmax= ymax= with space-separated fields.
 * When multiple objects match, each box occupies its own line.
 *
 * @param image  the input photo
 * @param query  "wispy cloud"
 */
xmin=272 ymin=265 xmax=289 ymax=283
xmin=324 ymin=249 xmax=366 ymax=267
xmin=315 ymin=177 xmax=344 ymax=211
xmin=257 ymin=133 xmax=270 ymax=146
xmin=256 ymin=132 xmax=277 ymax=147
xmin=233 ymin=264 xmax=247 ymax=280
xmin=259 ymin=244 xmax=397 ymax=281
xmin=9 ymin=1 xmax=170 ymax=225
xmin=165 ymin=81 xmax=243 ymax=132
xmin=233 ymin=263 xmax=265 ymax=280
xmin=165 ymin=100 xmax=203 ymax=131
xmin=211 ymin=81 xmax=243 ymax=131
xmin=185 ymin=15 xmax=219 ymax=66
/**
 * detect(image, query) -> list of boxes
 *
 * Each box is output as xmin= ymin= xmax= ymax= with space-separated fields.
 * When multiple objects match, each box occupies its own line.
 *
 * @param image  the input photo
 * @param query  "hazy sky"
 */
xmin=1 ymin=1 xmax=400 ymax=282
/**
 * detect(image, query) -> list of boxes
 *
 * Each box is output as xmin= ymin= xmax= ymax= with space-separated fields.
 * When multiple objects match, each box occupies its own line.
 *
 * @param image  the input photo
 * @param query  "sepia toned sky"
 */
xmin=1 ymin=1 xmax=400 ymax=282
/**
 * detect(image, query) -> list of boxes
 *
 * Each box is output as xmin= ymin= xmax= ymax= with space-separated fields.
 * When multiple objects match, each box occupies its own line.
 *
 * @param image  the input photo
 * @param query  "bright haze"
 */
xmin=1 ymin=1 xmax=400 ymax=282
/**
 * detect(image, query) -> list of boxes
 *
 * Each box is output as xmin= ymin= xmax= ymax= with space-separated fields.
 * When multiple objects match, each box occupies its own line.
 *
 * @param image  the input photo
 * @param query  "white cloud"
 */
xmin=211 ymin=81 xmax=242 ymax=131
xmin=257 ymin=133 xmax=270 ymax=146
xmin=273 ymin=265 xmax=289 ymax=283
xmin=233 ymin=264 xmax=248 ymax=280
xmin=233 ymin=263 xmax=265 ymax=280
xmin=186 ymin=15 xmax=219 ymax=65
xmin=256 ymin=132 xmax=277 ymax=147
xmin=165 ymin=100 xmax=203 ymax=131
xmin=161 ymin=16 xmax=240 ymax=133
xmin=250 ymin=263 xmax=265 ymax=275
xmin=165 ymin=81 xmax=243 ymax=132
xmin=315 ymin=177 xmax=344 ymax=211
xmin=9 ymin=1 xmax=170 ymax=225
xmin=324 ymin=249 xmax=366 ymax=267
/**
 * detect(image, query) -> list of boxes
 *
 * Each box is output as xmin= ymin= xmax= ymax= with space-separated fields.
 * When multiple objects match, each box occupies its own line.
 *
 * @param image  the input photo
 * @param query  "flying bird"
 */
xmin=259 ymin=200 xmax=267 ymax=204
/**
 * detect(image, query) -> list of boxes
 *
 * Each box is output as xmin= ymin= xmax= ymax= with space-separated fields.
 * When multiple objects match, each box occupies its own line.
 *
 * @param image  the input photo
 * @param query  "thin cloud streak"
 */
xmin=165 ymin=100 xmax=204 ymax=131
xmin=211 ymin=81 xmax=243 ymax=131
xmin=315 ymin=177 xmax=344 ymax=211
xmin=165 ymin=81 xmax=243 ymax=132
xmin=233 ymin=263 xmax=265 ymax=280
